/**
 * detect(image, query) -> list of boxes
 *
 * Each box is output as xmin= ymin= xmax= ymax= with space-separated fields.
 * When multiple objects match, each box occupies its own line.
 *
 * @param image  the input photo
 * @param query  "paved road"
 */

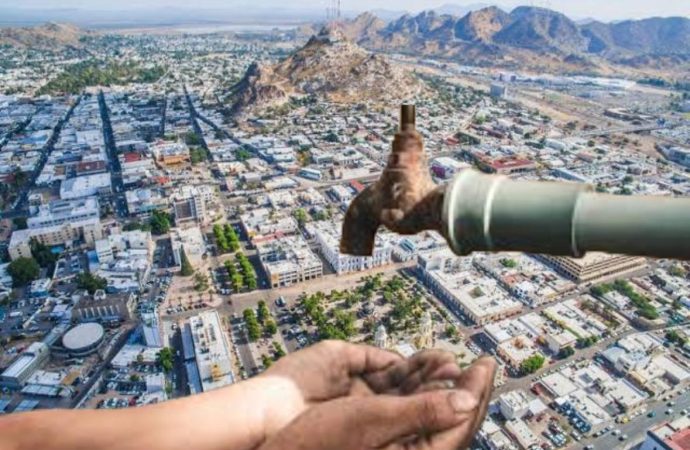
xmin=12 ymin=96 xmax=81 ymax=213
xmin=580 ymin=387 xmax=690 ymax=450
xmin=98 ymin=91 xmax=128 ymax=218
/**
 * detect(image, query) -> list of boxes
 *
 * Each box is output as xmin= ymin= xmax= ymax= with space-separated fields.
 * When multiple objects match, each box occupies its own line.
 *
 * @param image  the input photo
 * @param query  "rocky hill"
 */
xmin=453 ymin=6 xmax=509 ymax=42
xmin=338 ymin=7 xmax=690 ymax=74
xmin=0 ymin=22 xmax=90 ymax=49
xmin=228 ymin=26 xmax=425 ymax=116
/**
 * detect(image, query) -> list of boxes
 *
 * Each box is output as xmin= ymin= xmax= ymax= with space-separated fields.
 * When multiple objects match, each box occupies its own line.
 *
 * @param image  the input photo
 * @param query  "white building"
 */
xmin=418 ymin=249 xmax=522 ymax=325
xmin=0 ymin=342 xmax=49 ymax=388
xmin=187 ymin=311 xmax=235 ymax=392
xmin=170 ymin=227 xmax=206 ymax=267
xmin=308 ymin=220 xmax=393 ymax=275
xmin=28 ymin=197 xmax=99 ymax=229
xmin=498 ymin=390 xmax=531 ymax=420
xmin=60 ymin=173 xmax=112 ymax=200
xmin=94 ymin=230 xmax=153 ymax=292
xmin=171 ymin=184 xmax=217 ymax=226
xmin=9 ymin=217 xmax=102 ymax=260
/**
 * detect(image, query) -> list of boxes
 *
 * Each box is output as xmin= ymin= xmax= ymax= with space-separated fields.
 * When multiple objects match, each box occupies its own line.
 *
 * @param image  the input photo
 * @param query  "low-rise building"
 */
xmin=308 ymin=220 xmax=393 ymax=275
xmin=640 ymin=417 xmax=690 ymax=450
xmin=418 ymin=249 xmax=522 ymax=325
xmin=0 ymin=342 xmax=49 ymax=389
xmin=186 ymin=311 xmax=235 ymax=392
xmin=498 ymin=390 xmax=531 ymax=420
xmin=256 ymin=235 xmax=322 ymax=288
xmin=59 ymin=173 xmax=112 ymax=199
xmin=170 ymin=227 xmax=206 ymax=267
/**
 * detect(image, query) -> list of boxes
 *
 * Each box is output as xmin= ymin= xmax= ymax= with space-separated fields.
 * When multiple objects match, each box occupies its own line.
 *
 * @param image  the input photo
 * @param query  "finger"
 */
xmin=336 ymin=341 xmax=403 ymax=377
xmin=399 ymin=350 xmax=457 ymax=394
xmin=366 ymin=350 xmax=459 ymax=395
xmin=364 ymin=350 xmax=444 ymax=394
xmin=358 ymin=389 xmax=480 ymax=448
xmin=406 ymin=357 xmax=496 ymax=450
xmin=454 ymin=357 xmax=497 ymax=449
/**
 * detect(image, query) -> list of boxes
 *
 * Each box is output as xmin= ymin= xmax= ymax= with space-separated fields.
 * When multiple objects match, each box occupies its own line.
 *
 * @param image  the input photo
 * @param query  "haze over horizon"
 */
xmin=2 ymin=0 xmax=689 ymax=24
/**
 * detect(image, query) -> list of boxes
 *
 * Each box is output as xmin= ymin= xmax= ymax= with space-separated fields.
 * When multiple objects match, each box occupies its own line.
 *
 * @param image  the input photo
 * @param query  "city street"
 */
xmin=581 ymin=387 xmax=690 ymax=449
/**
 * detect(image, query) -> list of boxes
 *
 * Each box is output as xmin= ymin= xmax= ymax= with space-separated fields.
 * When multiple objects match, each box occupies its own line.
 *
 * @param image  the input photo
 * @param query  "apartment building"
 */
xmin=256 ymin=235 xmax=322 ymax=288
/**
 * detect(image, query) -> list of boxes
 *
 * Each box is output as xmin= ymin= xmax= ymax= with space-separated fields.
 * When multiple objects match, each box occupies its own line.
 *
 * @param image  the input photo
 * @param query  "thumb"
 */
xmin=357 ymin=389 xmax=479 ymax=447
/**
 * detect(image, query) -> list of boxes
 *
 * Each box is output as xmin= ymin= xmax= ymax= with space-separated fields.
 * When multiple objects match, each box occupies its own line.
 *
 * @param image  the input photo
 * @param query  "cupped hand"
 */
xmin=257 ymin=341 xmax=496 ymax=450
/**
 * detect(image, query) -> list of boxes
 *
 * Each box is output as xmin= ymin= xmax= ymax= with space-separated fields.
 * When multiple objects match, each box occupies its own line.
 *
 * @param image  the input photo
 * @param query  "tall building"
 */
xmin=538 ymin=253 xmax=647 ymax=284
xmin=183 ymin=311 xmax=235 ymax=392
xmin=171 ymin=185 xmax=216 ymax=226
xmin=9 ymin=198 xmax=103 ymax=259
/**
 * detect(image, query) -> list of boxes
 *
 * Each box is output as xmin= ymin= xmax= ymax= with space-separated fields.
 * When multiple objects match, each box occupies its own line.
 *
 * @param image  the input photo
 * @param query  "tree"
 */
xmin=76 ymin=272 xmax=108 ymax=294
xmin=150 ymin=210 xmax=171 ymax=235
xmin=129 ymin=374 xmax=141 ymax=383
xmin=293 ymin=208 xmax=308 ymax=226
xmin=30 ymin=239 xmax=57 ymax=269
xmin=257 ymin=300 xmax=269 ymax=325
xmin=243 ymin=309 xmax=261 ymax=342
xmin=500 ymin=258 xmax=517 ymax=269
xmin=157 ymin=347 xmax=174 ymax=372
xmin=124 ymin=221 xmax=151 ymax=232
xmin=231 ymin=273 xmax=244 ymax=293
xmin=272 ymin=341 xmax=286 ymax=359
xmin=261 ymin=354 xmax=273 ymax=369
xmin=224 ymin=224 xmax=240 ymax=252
xmin=324 ymin=131 xmax=339 ymax=143
xmin=666 ymin=330 xmax=688 ymax=347
xmin=213 ymin=224 xmax=229 ymax=253
xmin=179 ymin=247 xmax=194 ymax=276
xmin=520 ymin=354 xmax=545 ymax=375
xmin=265 ymin=320 xmax=278 ymax=336
xmin=558 ymin=346 xmax=575 ymax=359
xmin=194 ymin=272 xmax=209 ymax=292
xmin=236 ymin=252 xmax=257 ymax=290
xmin=669 ymin=265 xmax=686 ymax=278
xmin=7 ymin=257 xmax=40 ymax=287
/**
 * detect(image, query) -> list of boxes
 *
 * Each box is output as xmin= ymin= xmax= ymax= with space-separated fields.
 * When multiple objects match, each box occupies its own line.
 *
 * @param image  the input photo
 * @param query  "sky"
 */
xmin=4 ymin=0 xmax=690 ymax=21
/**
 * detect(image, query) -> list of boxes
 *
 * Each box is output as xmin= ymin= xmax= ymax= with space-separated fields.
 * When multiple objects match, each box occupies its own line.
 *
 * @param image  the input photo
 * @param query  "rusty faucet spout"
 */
xmin=340 ymin=104 xmax=444 ymax=256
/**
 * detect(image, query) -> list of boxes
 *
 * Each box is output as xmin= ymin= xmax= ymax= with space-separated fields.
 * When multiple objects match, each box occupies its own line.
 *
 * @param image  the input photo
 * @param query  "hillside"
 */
xmin=0 ymin=22 xmax=90 ymax=49
xmin=227 ymin=26 xmax=425 ymax=116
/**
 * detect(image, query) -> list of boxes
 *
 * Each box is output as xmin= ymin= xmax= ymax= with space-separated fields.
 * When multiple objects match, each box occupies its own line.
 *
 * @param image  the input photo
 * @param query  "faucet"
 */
xmin=340 ymin=105 xmax=690 ymax=261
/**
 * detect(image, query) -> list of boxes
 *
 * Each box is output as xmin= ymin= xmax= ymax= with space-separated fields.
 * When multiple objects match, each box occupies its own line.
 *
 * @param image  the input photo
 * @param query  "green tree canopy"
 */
xmin=8 ymin=257 xmax=40 ymax=287
xmin=179 ymin=247 xmax=194 ymax=276
xmin=520 ymin=354 xmax=545 ymax=375
xmin=150 ymin=210 xmax=171 ymax=235
xmin=76 ymin=272 xmax=108 ymax=294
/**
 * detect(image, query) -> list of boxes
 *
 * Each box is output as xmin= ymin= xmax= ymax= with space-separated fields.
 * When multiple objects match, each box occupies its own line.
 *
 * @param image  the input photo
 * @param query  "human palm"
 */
xmin=256 ymin=340 xmax=496 ymax=450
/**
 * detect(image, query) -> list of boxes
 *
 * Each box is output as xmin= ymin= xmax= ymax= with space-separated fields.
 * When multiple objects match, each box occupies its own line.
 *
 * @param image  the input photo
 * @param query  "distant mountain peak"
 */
xmin=227 ymin=29 xmax=424 ymax=116
xmin=0 ymin=21 xmax=91 ymax=49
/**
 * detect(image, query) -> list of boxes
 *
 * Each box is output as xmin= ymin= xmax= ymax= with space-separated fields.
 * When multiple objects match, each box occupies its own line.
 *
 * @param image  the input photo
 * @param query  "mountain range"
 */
xmin=338 ymin=7 xmax=690 ymax=74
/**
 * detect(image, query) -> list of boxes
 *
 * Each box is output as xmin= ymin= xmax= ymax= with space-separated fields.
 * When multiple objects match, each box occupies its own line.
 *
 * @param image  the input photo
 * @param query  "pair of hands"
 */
xmin=255 ymin=340 xmax=496 ymax=450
